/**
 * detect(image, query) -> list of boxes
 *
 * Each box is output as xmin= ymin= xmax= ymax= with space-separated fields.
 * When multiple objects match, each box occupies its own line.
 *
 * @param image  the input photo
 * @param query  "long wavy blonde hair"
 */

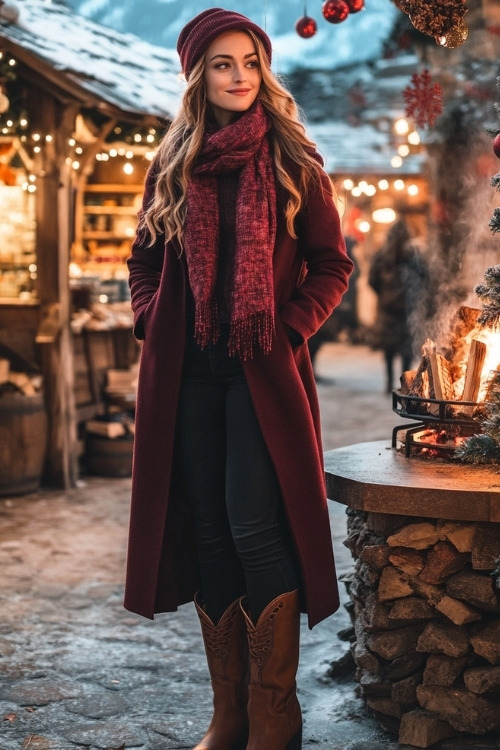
xmin=141 ymin=31 xmax=322 ymax=247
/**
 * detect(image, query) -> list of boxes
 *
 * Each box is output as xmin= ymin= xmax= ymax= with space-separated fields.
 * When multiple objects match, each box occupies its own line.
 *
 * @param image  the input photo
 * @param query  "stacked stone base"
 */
xmin=344 ymin=507 xmax=500 ymax=748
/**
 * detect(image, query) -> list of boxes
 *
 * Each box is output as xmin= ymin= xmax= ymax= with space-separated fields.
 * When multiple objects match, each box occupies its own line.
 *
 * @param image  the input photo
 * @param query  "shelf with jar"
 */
xmin=78 ymin=183 xmax=142 ymax=249
xmin=0 ymin=169 xmax=38 ymax=303
xmin=72 ymin=182 xmax=144 ymax=304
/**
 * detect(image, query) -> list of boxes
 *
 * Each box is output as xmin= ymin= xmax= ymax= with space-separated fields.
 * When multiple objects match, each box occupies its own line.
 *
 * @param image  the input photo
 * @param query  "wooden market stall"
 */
xmin=0 ymin=0 xmax=180 ymax=488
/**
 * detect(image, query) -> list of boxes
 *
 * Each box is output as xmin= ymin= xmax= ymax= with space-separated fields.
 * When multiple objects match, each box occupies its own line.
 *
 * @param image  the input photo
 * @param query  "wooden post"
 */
xmin=31 ymin=87 xmax=79 ymax=487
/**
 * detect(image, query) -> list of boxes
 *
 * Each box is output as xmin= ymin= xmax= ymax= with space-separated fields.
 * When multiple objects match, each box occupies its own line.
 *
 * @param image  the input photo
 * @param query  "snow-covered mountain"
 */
xmin=64 ymin=0 xmax=397 ymax=73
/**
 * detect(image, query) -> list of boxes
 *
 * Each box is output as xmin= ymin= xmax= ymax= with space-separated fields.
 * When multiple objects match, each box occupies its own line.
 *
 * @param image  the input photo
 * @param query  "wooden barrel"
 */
xmin=86 ymin=434 xmax=133 ymax=477
xmin=0 ymin=392 xmax=47 ymax=496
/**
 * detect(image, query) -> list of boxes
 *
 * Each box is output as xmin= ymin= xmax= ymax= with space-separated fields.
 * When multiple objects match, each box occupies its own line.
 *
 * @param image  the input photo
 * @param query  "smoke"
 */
xmin=421 ymin=119 xmax=499 ymax=352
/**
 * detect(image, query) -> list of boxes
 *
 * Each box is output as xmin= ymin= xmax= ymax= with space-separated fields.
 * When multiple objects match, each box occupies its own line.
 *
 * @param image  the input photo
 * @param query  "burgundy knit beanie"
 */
xmin=177 ymin=7 xmax=272 ymax=79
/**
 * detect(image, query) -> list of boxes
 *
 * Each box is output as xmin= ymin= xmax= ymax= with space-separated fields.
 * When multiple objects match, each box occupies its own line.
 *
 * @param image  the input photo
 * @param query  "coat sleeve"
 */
xmin=127 ymin=160 xmax=166 ymax=340
xmin=279 ymin=169 xmax=354 ymax=343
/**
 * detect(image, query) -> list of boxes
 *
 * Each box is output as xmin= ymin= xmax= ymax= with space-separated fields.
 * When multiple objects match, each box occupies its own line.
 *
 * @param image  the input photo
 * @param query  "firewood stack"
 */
xmin=343 ymin=508 xmax=500 ymax=747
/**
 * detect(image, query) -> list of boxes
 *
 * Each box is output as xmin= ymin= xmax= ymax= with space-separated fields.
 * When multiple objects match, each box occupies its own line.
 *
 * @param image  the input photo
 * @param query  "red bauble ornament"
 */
xmin=295 ymin=15 xmax=318 ymax=38
xmin=493 ymin=133 xmax=500 ymax=158
xmin=346 ymin=0 xmax=364 ymax=12
xmin=322 ymin=0 xmax=350 ymax=24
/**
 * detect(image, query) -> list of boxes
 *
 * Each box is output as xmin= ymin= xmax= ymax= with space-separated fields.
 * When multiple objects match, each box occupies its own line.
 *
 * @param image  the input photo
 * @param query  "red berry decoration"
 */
xmin=295 ymin=15 xmax=318 ymax=38
xmin=493 ymin=133 xmax=500 ymax=158
xmin=322 ymin=0 xmax=350 ymax=24
xmin=346 ymin=0 xmax=364 ymax=12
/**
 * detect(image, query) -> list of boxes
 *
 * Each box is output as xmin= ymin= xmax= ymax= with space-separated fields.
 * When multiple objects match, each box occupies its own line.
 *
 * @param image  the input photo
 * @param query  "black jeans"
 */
xmin=175 ymin=327 xmax=299 ymax=624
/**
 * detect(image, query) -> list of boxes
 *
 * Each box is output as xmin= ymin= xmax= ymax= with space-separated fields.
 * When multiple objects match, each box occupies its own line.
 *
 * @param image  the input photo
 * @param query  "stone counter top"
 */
xmin=324 ymin=440 xmax=500 ymax=523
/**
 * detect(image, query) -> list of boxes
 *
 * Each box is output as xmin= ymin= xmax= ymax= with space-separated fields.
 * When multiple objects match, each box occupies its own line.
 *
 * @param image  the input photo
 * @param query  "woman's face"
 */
xmin=204 ymin=30 xmax=262 ymax=128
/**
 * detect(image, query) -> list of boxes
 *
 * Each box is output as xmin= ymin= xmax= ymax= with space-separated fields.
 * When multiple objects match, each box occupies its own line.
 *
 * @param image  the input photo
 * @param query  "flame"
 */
xmin=421 ymin=338 xmax=436 ymax=357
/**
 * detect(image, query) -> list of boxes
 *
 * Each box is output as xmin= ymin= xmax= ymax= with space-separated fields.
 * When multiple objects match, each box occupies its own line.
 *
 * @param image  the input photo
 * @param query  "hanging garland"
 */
xmin=398 ymin=0 xmax=468 ymax=46
xmin=294 ymin=0 xmax=468 ymax=48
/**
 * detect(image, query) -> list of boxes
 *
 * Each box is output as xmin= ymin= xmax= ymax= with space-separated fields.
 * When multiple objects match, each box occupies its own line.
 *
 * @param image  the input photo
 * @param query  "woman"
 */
xmin=124 ymin=8 xmax=353 ymax=750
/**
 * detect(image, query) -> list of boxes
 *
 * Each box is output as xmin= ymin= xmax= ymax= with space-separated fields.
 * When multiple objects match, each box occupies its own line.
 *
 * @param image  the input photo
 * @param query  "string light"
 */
xmin=0 ymin=50 xmax=161 ymax=169
xmin=372 ymin=208 xmax=397 ymax=223
xmin=394 ymin=118 xmax=409 ymax=136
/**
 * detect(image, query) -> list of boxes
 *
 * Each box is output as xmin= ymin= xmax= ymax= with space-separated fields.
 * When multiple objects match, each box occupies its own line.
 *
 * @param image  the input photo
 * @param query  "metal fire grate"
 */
xmin=391 ymin=390 xmax=482 ymax=458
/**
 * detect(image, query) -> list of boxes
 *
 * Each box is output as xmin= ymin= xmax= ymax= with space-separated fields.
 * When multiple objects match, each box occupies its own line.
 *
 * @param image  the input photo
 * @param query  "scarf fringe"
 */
xmin=228 ymin=311 xmax=275 ymax=361
xmin=194 ymin=301 xmax=219 ymax=349
xmin=195 ymin=305 xmax=275 ymax=360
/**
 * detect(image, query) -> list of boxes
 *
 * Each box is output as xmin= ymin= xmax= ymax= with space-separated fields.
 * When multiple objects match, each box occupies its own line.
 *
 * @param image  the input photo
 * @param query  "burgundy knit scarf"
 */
xmin=184 ymin=101 xmax=277 ymax=360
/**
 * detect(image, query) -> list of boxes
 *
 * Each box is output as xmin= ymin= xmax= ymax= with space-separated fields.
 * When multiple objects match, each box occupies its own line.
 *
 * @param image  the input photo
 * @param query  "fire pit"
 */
xmin=324 ymin=381 xmax=500 ymax=750
xmin=323 ymin=298 xmax=500 ymax=747
xmin=389 ymin=305 xmax=499 ymax=460
xmin=391 ymin=391 xmax=481 ymax=458
xmin=325 ymin=441 xmax=500 ymax=747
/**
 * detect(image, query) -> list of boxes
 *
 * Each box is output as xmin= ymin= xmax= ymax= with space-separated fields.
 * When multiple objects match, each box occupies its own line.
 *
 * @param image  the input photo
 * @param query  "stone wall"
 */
xmin=343 ymin=508 xmax=500 ymax=748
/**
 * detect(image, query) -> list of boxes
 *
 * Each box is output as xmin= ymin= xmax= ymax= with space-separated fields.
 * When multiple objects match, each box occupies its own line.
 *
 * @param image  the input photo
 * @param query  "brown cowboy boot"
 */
xmin=241 ymin=589 xmax=302 ymax=750
xmin=194 ymin=593 xmax=248 ymax=750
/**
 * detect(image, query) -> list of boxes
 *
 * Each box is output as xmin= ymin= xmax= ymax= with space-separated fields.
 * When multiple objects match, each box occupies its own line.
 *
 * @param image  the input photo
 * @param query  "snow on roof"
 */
xmin=0 ymin=0 xmax=183 ymax=119
xmin=308 ymin=120 xmax=424 ymax=175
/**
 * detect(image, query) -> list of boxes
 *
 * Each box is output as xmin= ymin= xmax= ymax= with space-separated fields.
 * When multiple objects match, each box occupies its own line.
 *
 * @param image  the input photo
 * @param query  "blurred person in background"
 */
xmin=369 ymin=217 xmax=429 ymax=393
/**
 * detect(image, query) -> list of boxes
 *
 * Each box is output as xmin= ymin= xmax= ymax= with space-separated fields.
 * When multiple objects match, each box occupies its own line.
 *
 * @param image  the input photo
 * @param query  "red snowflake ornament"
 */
xmin=403 ymin=69 xmax=443 ymax=128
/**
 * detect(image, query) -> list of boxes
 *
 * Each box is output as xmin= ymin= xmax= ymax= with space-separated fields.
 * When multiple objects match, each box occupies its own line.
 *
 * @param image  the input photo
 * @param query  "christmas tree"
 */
xmin=455 ymin=368 xmax=500 ymax=464
xmin=454 ymin=79 xmax=500 ymax=464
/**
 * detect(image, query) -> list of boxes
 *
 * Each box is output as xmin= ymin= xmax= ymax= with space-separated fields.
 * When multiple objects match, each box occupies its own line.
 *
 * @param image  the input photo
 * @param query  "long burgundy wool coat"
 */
xmin=124 ymin=161 xmax=353 ymax=629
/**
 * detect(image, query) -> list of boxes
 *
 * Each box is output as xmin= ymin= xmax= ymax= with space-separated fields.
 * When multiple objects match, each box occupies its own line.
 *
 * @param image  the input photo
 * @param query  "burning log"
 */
xmin=461 ymin=339 xmax=487 ymax=403
xmin=428 ymin=352 xmax=454 ymax=402
xmin=458 ymin=339 xmax=487 ymax=418
xmin=397 ymin=307 xmax=495 ymax=423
